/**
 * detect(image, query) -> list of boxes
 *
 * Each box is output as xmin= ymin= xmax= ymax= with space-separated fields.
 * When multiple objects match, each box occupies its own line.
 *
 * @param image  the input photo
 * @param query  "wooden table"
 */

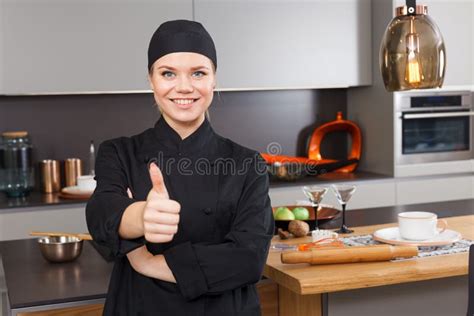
xmin=263 ymin=215 xmax=474 ymax=316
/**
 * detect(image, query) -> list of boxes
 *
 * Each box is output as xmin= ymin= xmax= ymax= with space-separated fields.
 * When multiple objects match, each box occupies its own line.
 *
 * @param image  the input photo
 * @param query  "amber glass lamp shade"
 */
xmin=380 ymin=6 xmax=446 ymax=92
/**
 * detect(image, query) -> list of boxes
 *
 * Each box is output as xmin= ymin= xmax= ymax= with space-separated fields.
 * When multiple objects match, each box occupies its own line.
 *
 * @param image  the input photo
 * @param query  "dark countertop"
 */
xmin=0 ymin=191 xmax=86 ymax=211
xmin=1 ymin=198 xmax=473 ymax=310
xmin=0 ymin=171 xmax=391 ymax=211
xmin=0 ymin=240 xmax=113 ymax=309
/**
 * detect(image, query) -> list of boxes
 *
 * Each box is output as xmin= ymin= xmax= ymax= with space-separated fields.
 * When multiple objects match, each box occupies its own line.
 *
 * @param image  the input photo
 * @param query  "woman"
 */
xmin=86 ymin=20 xmax=274 ymax=316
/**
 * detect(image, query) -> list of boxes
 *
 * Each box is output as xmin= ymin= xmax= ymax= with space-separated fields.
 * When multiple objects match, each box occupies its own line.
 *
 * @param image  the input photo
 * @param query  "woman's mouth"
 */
xmin=170 ymin=98 xmax=199 ymax=109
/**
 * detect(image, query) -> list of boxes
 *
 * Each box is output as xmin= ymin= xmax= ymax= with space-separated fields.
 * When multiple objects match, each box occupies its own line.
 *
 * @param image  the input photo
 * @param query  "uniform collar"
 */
xmin=152 ymin=116 xmax=215 ymax=158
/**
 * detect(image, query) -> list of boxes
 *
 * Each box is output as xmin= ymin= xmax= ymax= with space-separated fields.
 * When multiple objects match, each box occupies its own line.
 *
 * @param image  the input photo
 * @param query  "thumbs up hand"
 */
xmin=142 ymin=163 xmax=180 ymax=243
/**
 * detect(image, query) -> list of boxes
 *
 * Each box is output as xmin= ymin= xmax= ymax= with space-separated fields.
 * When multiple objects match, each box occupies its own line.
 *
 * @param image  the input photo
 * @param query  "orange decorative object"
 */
xmin=260 ymin=153 xmax=320 ymax=165
xmin=307 ymin=112 xmax=361 ymax=173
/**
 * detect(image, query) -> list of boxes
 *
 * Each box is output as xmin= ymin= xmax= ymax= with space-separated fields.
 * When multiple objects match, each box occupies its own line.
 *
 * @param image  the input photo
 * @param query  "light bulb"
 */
xmin=404 ymin=18 xmax=423 ymax=87
xmin=406 ymin=49 xmax=422 ymax=84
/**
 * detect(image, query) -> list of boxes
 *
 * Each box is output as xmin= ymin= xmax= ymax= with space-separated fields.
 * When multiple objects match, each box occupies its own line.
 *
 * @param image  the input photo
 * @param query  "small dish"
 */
xmin=373 ymin=226 xmax=462 ymax=247
xmin=62 ymin=186 xmax=94 ymax=195
xmin=58 ymin=186 xmax=94 ymax=200
xmin=77 ymin=175 xmax=96 ymax=191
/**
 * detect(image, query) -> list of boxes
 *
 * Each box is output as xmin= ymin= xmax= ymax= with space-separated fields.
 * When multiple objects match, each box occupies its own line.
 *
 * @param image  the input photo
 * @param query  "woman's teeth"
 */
xmin=173 ymin=99 xmax=195 ymax=105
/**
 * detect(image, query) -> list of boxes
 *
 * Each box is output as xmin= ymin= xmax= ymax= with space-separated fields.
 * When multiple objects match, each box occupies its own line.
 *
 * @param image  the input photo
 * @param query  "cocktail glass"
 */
xmin=331 ymin=184 xmax=357 ymax=234
xmin=302 ymin=186 xmax=328 ymax=230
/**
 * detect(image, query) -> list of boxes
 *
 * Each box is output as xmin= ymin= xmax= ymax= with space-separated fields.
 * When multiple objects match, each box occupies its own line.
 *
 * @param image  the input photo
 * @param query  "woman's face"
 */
xmin=149 ymin=52 xmax=216 ymax=128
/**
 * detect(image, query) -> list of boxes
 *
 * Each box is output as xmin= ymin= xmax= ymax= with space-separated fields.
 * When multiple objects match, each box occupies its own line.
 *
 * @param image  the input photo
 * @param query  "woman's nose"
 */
xmin=175 ymin=75 xmax=194 ymax=93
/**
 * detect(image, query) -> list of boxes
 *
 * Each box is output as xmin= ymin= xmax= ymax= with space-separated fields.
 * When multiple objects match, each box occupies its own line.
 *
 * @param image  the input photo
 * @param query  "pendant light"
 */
xmin=380 ymin=0 xmax=446 ymax=92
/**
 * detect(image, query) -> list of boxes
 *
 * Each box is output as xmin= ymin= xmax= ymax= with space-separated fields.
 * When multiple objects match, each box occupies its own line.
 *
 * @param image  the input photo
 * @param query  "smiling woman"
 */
xmin=85 ymin=19 xmax=274 ymax=316
xmin=148 ymin=52 xmax=216 ymax=137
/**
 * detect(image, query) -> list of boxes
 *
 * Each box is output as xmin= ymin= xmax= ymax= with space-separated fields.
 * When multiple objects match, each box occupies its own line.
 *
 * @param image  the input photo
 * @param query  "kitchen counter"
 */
xmin=266 ymin=216 xmax=473 ymax=294
xmin=0 ymin=191 xmax=85 ymax=211
xmin=0 ymin=240 xmax=113 ymax=314
xmin=265 ymin=201 xmax=474 ymax=316
xmin=1 ymin=199 xmax=473 ymax=315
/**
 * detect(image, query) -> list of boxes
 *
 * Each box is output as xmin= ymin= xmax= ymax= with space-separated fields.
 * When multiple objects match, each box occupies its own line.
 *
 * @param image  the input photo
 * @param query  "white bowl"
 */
xmin=77 ymin=175 xmax=96 ymax=191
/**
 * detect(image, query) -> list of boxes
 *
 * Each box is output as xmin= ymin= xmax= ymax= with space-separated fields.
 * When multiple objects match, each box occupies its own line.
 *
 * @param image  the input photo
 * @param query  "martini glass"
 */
xmin=302 ymin=186 xmax=328 ymax=230
xmin=331 ymin=184 xmax=357 ymax=234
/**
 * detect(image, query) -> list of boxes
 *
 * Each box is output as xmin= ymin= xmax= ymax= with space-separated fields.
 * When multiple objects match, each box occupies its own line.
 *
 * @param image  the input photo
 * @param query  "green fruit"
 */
xmin=292 ymin=207 xmax=310 ymax=220
xmin=274 ymin=207 xmax=295 ymax=220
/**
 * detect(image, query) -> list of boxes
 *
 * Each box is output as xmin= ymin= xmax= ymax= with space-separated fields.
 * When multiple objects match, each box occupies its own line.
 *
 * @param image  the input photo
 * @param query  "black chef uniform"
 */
xmin=86 ymin=117 xmax=274 ymax=316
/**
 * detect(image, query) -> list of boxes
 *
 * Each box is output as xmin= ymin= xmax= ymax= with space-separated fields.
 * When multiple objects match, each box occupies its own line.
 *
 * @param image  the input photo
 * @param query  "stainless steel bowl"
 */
xmin=38 ymin=236 xmax=83 ymax=263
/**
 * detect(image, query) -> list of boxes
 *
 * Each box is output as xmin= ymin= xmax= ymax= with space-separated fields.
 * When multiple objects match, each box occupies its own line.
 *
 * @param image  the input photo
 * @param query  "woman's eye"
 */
xmin=161 ymin=71 xmax=175 ymax=78
xmin=192 ymin=71 xmax=206 ymax=78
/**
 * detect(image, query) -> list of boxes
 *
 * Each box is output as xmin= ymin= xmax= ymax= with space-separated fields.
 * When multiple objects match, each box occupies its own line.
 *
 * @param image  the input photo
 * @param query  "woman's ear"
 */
xmin=148 ymin=74 xmax=155 ymax=90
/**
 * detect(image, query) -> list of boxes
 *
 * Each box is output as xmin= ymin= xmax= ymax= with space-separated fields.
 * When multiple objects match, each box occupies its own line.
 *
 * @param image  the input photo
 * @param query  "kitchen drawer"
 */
xmin=269 ymin=179 xmax=396 ymax=210
xmin=0 ymin=205 xmax=88 ymax=241
xmin=396 ymin=175 xmax=474 ymax=205
xmin=322 ymin=180 xmax=396 ymax=210
xmin=269 ymin=186 xmax=306 ymax=207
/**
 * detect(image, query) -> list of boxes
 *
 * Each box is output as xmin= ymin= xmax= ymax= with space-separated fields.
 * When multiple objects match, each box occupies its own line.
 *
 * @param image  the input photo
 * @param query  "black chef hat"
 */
xmin=147 ymin=20 xmax=217 ymax=72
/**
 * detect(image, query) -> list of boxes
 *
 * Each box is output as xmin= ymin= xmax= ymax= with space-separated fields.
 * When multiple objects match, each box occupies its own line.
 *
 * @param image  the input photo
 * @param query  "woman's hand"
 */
xmin=127 ymin=245 xmax=176 ymax=283
xmin=127 ymin=245 xmax=153 ymax=274
xmin=143 ymin=163 xmax=181 ymax=243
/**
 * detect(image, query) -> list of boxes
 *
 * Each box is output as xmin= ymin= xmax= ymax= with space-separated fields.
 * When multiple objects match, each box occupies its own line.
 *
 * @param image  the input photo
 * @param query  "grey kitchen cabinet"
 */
xmin=269 ymin=173 xmax=474 ymax=210
xmin=395 ymin=174 xmax=474 ymax=206
xmin=392 ymin=0 xmax=474 ymax=87
xmin=1 ymin=0 xmax=371 ymax=94
xmin=193 ymin=0 xmax=373 ymax=90
xmin=0 ymin=0 xmax=192 ymax=95
xmin=0 ymin=204 xmax=87 ymax=241
xmin=269 ymin=179 xmax=396 ymax=210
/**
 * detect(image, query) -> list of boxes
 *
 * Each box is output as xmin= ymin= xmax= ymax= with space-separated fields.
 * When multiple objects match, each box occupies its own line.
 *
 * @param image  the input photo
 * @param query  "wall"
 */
xmin=0 ymin=89 xmax=348 ymax=188
xmin=347 ymin=0 xmax=397 ymax=176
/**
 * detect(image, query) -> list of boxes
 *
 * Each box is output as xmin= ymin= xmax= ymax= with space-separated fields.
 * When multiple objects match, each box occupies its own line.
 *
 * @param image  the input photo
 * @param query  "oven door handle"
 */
xmin=402 ymin=111 xmax=474 ymax=119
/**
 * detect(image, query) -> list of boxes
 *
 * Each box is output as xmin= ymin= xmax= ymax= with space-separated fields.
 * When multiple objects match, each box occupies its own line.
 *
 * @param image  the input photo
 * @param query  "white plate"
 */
xmin=62 ymin=186 xmax=94 ymax=195
xmin=373 ymin=227 xmax=462 ymax=247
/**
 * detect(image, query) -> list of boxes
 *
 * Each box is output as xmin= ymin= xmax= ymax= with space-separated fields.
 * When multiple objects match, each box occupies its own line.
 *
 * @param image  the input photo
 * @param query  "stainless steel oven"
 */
xmin=395 ymin=90 xmax=473 ymax=165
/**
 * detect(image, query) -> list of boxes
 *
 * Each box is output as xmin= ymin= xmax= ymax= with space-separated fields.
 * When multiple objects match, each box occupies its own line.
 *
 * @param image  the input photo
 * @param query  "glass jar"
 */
xmin=0 ymin=131 xmax=35 ymax=197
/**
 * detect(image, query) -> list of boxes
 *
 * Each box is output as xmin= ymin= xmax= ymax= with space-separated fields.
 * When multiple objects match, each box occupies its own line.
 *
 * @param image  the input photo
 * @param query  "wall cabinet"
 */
xmin=195 ymin=0 xmax=372 ymax=90
xmin=0 ymin=0 xmax=371 ymax=95
xmin=0 ymin=0 xmax=192 ymax=94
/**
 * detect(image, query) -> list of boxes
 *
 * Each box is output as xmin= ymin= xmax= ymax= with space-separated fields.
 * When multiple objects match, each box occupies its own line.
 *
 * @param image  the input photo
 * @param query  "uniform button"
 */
xmin=178 ymin=152 xmax=182 ymax=156
xmin=203 ymin=207 xmax=213 ymax=215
